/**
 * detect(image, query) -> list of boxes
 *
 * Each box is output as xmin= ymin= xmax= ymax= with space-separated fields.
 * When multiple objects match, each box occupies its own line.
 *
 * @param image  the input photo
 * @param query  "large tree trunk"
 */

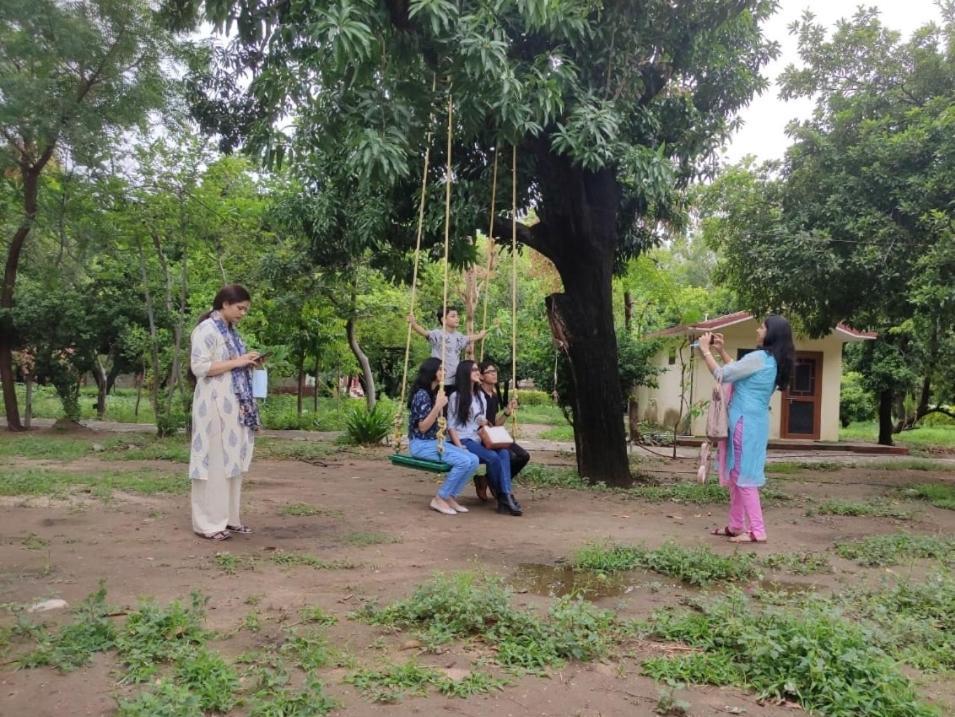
xmin=528 ymin=155 xmax=632 ymax=486
xmin=0 ymin=170 xmax=42 ymax=431
xmin=878 ymin=389 xmax=894 ymax=446
xmin=92 ymin=357 xmax=109 ymax=420
xmin=346 ymin=317 xmax=376 ymax=411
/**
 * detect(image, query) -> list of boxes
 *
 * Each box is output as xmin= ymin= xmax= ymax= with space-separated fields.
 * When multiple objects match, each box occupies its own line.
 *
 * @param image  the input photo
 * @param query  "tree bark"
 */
xmin=346 ymin=317 xmax=376 ymax=411
xmin=530 ymin=156 xmax=632 ymax=486
xmin=92 ymin=357 xmax=109 ymax=420
xmin=624 ymin=290 xmax=633 ymax=333
xmin=878 ymin=389 xmax=894 ymax=446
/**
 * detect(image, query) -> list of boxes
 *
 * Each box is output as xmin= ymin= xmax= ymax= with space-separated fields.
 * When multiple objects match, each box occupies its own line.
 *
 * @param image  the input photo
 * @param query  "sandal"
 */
xmin=227 ymin=525 xmax=253 ymax=535
xmin=728 ymin=531 xmax=767 ymax=544
xmin=197 ymin=530 xmax=232 ymax=541
xmin=710 ymin=526 xmax=742 ymax=537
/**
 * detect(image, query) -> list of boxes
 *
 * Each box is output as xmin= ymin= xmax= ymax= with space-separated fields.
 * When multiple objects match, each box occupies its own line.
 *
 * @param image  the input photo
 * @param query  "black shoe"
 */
xmin=496 ymin=493 xmax=523 ymax=516
xmin=510 ymin=494 xmax=522 ymax=511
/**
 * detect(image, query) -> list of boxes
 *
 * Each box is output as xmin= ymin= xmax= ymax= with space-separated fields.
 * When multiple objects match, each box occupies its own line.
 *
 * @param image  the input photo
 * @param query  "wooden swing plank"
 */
xmin=389 ymin=453 xmax=452 ymax=473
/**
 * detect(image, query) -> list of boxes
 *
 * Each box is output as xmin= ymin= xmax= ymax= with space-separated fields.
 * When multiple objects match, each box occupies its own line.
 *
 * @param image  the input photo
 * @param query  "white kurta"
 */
xmin=189 ymin=318 xmax=255 ymax=534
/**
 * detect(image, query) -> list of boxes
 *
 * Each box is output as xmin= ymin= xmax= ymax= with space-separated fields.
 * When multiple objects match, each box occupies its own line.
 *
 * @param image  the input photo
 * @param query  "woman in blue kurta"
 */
xmin=697 ymin=316 xmax=795 ymax=543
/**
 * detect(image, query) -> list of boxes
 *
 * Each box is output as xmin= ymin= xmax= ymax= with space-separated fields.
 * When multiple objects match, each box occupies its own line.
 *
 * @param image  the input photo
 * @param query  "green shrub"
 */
xmin=116 ymin=680 xmax=202 ymax=717
xmin=840 ymin=371 xmax=876 ymax=427
xmin=514 ymin=389 xmax=551 ymax=406
xmin=646 ymin=593 xmax=937 ymax=717
xmin=344 ymin=403 xmax=394 ymax=445
xmin=116 ymin=593 xmax=210 ymax=682
xmin=174 ymin=647 xmax=239 ymax=713
xmin=21 ymin=584 xmax=115 ymax=671
xmin=572 ymin=541 xmax=760 ymax=586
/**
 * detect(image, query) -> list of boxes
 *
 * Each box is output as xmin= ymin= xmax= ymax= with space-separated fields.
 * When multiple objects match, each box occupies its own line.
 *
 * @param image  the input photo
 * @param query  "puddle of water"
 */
xmin=510 ymin=563 xmax=634 ymax=599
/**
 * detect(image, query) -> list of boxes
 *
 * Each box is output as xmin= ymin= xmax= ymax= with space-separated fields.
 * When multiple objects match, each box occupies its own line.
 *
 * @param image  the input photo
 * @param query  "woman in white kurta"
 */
xmin=189 ymin=285 xmax=262 ymax=541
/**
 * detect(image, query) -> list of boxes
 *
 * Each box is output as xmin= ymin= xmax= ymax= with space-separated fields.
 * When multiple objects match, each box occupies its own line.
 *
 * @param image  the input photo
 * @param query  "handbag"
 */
xmin=705 ymin=379 xmax=728 ymax=440
xmin=480 ymin=425 xmax=514 ymax=449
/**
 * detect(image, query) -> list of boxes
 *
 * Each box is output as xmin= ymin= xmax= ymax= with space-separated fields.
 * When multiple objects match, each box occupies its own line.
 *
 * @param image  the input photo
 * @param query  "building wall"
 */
xmin=639 ymin=319 xmax=846 ymax=441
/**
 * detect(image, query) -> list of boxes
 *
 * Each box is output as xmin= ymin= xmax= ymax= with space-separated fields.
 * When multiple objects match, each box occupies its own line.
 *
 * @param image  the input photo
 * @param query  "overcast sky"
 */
xmin=722 ymin=1 xmax=946 ymax=165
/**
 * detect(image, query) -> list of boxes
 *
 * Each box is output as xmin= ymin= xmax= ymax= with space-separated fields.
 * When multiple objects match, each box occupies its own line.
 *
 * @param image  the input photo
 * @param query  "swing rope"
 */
xmin=478 ymin=149 xmax=498 ymax=363
xmin=509 ymin=144 xmax=519 ymax=439
xmin=435 ymin=88 xmax=455 ymax=453
xmin=391 ymin=95 xmax=435 ymax=453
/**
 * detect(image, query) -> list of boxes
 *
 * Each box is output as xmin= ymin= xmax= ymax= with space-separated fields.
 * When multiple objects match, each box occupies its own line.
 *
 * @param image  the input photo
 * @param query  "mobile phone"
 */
xmin=255 ymin=351 xmax=271 ymax=362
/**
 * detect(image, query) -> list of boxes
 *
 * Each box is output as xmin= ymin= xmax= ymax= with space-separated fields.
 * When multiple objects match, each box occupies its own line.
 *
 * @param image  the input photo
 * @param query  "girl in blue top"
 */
xmin=407 ymin=357 xmax=479 ymax=516
xmin=697 ymin=315 xmax=795 ymax=543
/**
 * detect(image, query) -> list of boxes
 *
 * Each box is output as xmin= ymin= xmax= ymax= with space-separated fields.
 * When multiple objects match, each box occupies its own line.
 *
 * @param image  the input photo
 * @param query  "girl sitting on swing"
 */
xmin=407 ymin=357 xmax=479 ymax=515
xmin=448 ymin=360 xmax=523 ymax=516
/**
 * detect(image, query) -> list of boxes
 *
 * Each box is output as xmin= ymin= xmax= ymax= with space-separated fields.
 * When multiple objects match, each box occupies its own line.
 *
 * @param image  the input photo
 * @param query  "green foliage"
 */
xmin=299 ymin=605 xmax=337 ymax=626
xmin=278 ymin=503 xmax=330 ymax=518
xmin=841 ymin=422 xmax=955 ymax=451
xmin=573 ymin=541 xmax=760 ymax=586
xmin=174 ymin=647 xmax=239 ymax=713
xmin=358 ymin=573 xmax=617 ymax=671
xmin=642 ymin=651 xmax=742 ymax=687
xmin=840 ymin=371 xmax=876 ymax=427
xmin=901 ymin=483 xmax=955 ymax=510
xmin=513 ymin=390 xmax=551 ymax=406
xmin=835 ymin=534 xmax=955 ymax=567
xmin=765 ymin=460 xmax=841 ymax=474
xmin=21 ymin=584 xmax=115 ymax=672
xmin=115 ymin=593 xmax=209 ymax=682
xmin=760 ymin=552 xmax=832 ymax=576
xmin=346 ymin=661 xmax=439 ymax=703
xmin=116 ymin=680 xmax=202 ymax=717
xmin=280 ymin=629 xmax=332 ymax=671
xmin=436 ymin=671 xmax=508 ymax=698
xmin=343 ymin=402 xmax=394 ymax=445
xmin=646 ymin=593 xmax=937 ymax=717
xmin=517 ymin=464 xmax=586 ymax=489
xmin=813 ymin=499 xmax=913 ymax=520
xmin=248 ymin=676 xmax=338 ymax=717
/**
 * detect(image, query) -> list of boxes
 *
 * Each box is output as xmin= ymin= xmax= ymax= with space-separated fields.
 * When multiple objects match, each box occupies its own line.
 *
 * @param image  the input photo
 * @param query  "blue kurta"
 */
xmin=716 ymin=350 xmax=777 ymax=488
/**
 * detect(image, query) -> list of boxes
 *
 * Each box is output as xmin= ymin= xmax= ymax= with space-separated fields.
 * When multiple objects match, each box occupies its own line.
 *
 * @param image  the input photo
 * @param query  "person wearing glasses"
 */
xmin=476 ymin=360 xmax=530 ymax=501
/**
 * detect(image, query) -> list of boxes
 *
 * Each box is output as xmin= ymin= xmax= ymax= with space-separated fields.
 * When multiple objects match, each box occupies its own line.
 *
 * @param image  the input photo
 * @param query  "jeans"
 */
xmin=409 ymin=438 xmax=478 ymax=499
xmin=508 ymin=442 xmax=530 ymax=477
xmin=462 ymin=438 xmax=513 ymax=495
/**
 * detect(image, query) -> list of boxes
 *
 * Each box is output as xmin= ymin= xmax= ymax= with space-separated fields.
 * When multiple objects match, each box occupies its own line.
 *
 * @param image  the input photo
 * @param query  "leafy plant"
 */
xmin=573 ymin=541 xmax=760 ymax=586
xmin=343 ymin=403 xmax=394 ymax=445
xmin=20 ymin=583 xmax=115 ymax=672
xmin=901 ymin=483 xmax=955 ymax=510
xmin=436 ymin=671 xmax=508 ymax=698
xmin=812 ymin=499 xmax=913 ymax=520
xmin=760 ymin=552 xmax=831 ymax=575
xmin=174 ymin=647 xmax=239 ymax=713
xmin=834 ymin=533 xmax=955 ymax=567
xmin=116 ymin=680 xmax=202 ymax=717
xmin=115 ymin=592 xmax=209 ymax=682
xmin=299 ymin=605 xmax=337 ymax=626
xmin=248 ymin=676 xmax=338 ymax=717
xmin=346 ymin=661 xmax=439 ymax=703
xmin=270 ymin=551 xmax=357 ymax=570
xmin=280 ymin=629 xmax=332 ymax=671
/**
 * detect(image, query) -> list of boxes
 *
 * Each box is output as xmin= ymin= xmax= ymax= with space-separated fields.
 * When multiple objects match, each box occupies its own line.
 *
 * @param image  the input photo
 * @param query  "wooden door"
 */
xmin=781 ymin=352 xmax=822 ymax=440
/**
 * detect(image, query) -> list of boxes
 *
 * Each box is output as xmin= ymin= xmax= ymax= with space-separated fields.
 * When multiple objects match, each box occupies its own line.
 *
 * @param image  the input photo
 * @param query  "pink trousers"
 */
xmin=725 ymin=417 xmax=766 ymax=540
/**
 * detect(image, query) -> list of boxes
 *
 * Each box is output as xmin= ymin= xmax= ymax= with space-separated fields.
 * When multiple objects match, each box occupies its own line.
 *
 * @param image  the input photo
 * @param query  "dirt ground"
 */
xmin=2 ymin=431 xmax=955 ymax=717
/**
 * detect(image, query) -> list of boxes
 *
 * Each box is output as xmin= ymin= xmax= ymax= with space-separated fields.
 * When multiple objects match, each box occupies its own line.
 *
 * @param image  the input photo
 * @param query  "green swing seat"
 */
xmin=388 ymin=453 xmax=452 ymax=473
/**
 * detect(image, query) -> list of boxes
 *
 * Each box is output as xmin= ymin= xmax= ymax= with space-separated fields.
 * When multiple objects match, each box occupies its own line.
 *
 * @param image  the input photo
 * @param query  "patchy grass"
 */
xmin=269 ymin=550 xmax=358 ymax=570
xmin=643 ymin=592 xmax=937 ymax=717
xmin=811 ymin=499 xmax=914 ymax=520
xmin=0 ymin=435 xmax=93 ymax=461
xmin=346 ymin=661 xmax=440 ymax=703
xmin=835 ymin=533 xmax=955 ymax=567
xmin=343 ymin=531 xmax=399 ymax=547
xmin=247 ymin=674 xmax=338 ymax=717
xmin=357 ymin=573 xmax=617 ymax=671
xmin=21 ymin=533 xmax=49 ymax=550
xmin=517 ymin=464 xmax=586 ymax=489
xmin=760 ymin=551 xmax=832 ymax=575
xmin=299 ymin=605 xmax=337 ymax=626
xmin=766 ymin=461 xmax=842 ymax=474
xmin=256 ymin=438 xmax=341 ymax=463
xmin=539 ymin=424 xmax=574 ymax=441
xmin=174 ymin=647 xmax=240 ymax=713
xmin=213 ymin=552 xmax=257 ymax=575
xmin=900 ymin=483 xmax=955 ymax=510
xmin=116 ymin=680 xmax=202 ymax=717
xmin=572 ymin=541 xmax=760 ymax=587
xmin=20 ymin=584 xmax=115 ymax=672
xmin=278 ymin=502 xmax=342 ymax=518
xmin=0 ymin=467 xmax=184 ymax=499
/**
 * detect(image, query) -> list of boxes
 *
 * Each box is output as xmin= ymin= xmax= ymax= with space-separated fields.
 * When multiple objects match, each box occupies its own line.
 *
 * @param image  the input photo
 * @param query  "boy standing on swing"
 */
xmin=409 ymin=308 xmax=488 ymax=398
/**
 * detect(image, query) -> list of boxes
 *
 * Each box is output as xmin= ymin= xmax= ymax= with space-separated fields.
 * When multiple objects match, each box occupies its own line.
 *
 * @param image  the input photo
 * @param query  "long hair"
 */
xmin=453 ymin=360 xmax=481 ymax=425
xmin=196 ymin=284 xmax=252 ymax=325
xmin=408 ymin=357 xmax=442 ymax=409
xmin=762 ymin=314 xmax=795 ymax=391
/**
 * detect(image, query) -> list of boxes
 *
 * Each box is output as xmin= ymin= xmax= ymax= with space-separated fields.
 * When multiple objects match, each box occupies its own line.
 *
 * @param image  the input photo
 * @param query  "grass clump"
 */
xmin=21 ymin=533 xmax=48 ymax=550
xmin=0 ymin=435 xmax=92 ymax=461
xmin=270 ymin=550 xmax=357 ymax=570
xmin=518 ymin=464 xmax=586 ymax=489
xmin=116 ymin=680 xmax=203 ymax=717
xmin=257 ymin=439 xmax=339 ymax=464
xmin=358 ymin=573 xmax=617 ymax=671
xmin=278 ymin=502 xmax=341 ymax=518
xmin=766 ymin=461 xmax=842 ymax=474
xmin=344 ymin=531 xmax=399 ymax=547
xmin=346 ymin=661 xmax=439 ymax=703
xmin=299 ymin=605 xmax=337 ymax=626
xmin=174 ymin=647 xmax=240 ymax=713
xmin=573 ymin=541 xmax=759 ymax=587
xmin=901 ymin=483 xmax=955 ymax=510
xmin=812 ymin=499 xmax=913 ymax=520
xmin=846 ymin=574 xmax=955 ymax=672
xmin=115 ymin=592 xmax=210 ymax=682
xmin=280 ymin=628 xmax=336 ymax=671
xmin=645 ymin=592 xmax=937 ymax=717
xmin=642 ymin=650 xmax=742 ymax=687
xmin=625 ymin=482 xmax=730 ymax=504
xmin=760 ymin=551 xmax=831 ymax=575
xmin=437 ymin=670 xmax=508 ymax=698
xmin=835 ymin=533 xmax=955 ymax=567
xmin=20 ymin=583 xmax=115 ymax=671
xmin=248 ymin=674 xmax=338 ymax=717
xmin=214 ymin=551 xmax=256 ymax=574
